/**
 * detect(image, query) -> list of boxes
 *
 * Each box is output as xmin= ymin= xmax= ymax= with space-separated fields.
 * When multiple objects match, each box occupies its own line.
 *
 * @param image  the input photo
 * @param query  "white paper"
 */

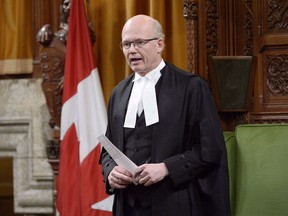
xmin=98 ymin=134 xmax=138 ymax=175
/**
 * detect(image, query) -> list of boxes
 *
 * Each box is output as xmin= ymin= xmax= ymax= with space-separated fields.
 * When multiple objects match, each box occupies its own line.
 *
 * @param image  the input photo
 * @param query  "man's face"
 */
xmin=121 ymin=20 xmax=164 ymax=76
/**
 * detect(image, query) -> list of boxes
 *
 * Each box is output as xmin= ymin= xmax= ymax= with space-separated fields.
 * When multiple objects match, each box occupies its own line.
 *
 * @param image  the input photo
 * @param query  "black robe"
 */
xmin=101 ymin=62 xmax=231 ymax=216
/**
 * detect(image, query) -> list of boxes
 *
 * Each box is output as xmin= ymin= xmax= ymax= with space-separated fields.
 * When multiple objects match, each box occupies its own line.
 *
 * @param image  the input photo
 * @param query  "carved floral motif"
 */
xmin=266 ymin=54 xmax=288 ymax=96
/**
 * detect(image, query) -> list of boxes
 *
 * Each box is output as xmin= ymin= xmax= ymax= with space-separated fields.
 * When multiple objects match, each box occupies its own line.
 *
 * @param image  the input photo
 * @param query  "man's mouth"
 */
xmin=130 ymin=58 xmax=142 ymax=64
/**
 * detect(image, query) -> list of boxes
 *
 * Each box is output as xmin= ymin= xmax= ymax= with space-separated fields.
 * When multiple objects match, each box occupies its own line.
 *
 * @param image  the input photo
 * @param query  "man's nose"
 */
xmin=129 ymin=43 xmax=137 ymax=51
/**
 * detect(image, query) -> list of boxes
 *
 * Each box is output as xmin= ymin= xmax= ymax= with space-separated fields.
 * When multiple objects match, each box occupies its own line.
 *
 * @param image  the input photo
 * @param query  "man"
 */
xmin=101 ymin=14 xmax=231 ymax=216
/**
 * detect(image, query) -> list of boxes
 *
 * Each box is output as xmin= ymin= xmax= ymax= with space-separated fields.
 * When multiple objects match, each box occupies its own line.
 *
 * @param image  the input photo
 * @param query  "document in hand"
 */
xmin=97 ymin=134 xmax=138 ymax=175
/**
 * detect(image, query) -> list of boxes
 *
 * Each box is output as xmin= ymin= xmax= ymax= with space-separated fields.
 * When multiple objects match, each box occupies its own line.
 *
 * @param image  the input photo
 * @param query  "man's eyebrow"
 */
xmin=122 ymin=38 xmax=145 ymax=42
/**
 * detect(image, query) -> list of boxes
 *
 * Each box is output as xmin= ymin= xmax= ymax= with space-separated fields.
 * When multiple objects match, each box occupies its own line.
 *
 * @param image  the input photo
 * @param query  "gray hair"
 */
xmin=152 ymin=19 xmax=165 ymax=39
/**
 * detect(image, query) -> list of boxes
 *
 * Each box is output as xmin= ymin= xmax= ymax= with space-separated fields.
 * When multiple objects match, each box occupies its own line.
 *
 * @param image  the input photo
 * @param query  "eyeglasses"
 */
xmin=119 ymin=38 xmax=159 ymax=50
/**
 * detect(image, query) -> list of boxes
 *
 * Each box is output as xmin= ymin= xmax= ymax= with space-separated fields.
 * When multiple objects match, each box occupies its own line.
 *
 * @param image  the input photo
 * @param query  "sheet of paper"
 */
xmin=97 ymin=134 xmax=138 ymax=175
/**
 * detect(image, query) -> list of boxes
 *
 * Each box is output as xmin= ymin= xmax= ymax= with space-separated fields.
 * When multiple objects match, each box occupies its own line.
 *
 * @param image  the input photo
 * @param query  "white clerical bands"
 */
xmin=124 ymin=76 xmax=159 ymax=128
xmin=124 ymin=60 xmax=164 ymax=128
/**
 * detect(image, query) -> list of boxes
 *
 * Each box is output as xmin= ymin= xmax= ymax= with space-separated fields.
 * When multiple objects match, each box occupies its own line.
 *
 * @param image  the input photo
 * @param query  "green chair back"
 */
xmin=235 ymin=124 xmax=288 ymax=216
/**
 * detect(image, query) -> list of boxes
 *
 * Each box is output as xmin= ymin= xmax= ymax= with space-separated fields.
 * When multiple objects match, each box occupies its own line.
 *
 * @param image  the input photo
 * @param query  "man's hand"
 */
xmin=134 ymin=162 xmax=169 ymax=186
xmin=108 ymin=166 xmax=133 ymax=189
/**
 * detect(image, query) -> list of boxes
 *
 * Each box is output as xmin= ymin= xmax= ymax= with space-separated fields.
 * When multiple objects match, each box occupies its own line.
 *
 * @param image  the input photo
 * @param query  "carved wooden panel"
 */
xmin=234 ymin=0 xmax=253 ymax=56
xmin=184 ymin=0 xmax=219 ymax=79
xmin=266 ymin=54 xmax=288 ymax=97
xmin=184 ymin=0 xmax=288 ymax=130
xmin=255 ymin=0 xmax=288 ymax=114
xmin=264 ymin=0 xmax=288 ymax=33
xmin=262 ymin=50 xmax=288 ymax=111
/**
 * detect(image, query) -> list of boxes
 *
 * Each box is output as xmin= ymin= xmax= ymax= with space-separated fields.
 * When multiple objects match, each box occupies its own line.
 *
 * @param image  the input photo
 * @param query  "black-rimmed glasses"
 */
xmin=119 ymin=38 xmax=159 ymax=50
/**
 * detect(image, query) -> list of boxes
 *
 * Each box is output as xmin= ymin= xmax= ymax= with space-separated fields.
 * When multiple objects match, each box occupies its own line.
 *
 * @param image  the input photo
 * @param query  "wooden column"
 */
xmin=183 ymin=0 xmax=199 ymax=74
xmin=32 ymin=1 xmax=62 ymax=214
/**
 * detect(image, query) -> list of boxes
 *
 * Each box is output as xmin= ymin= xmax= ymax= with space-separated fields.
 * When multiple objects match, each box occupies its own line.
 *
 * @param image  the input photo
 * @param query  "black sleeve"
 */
xmin=164 ymin=76 xmax=225 ymax=187
xmin=100 ymin=95 xmax=118 ymax=194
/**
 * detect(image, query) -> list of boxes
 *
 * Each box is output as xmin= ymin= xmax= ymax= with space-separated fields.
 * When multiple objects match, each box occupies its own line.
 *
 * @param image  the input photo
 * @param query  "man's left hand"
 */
xmin=134 ymin=162 xmax=169 ymax=186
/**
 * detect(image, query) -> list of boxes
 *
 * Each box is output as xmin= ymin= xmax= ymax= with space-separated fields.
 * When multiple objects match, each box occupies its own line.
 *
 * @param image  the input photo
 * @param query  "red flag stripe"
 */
xmin=57 ymin=0 xmax=113 ymax=215
xmin=57 ymin=125 xmax=81 ymax=215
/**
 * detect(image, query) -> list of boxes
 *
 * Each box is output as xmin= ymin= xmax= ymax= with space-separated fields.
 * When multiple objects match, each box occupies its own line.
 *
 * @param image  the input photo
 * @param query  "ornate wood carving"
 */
xmin=39 ymin=37 xmax=65 ymax=162
xmin=206 ymin=0 xmax=218 ymax=58
xmin=266 ymin=54 xmax=288 ymax=96
xmin=266 ymin=0 xmax=288 ymax=31
xmin=183 ymin=0 xmax=288 ymax=129
xmin=244 ymin=0 xmax=253 ymax=55
xmin=37 ymin=0 xmax=70 ymax=161
xmin=184 ymin=0 xmax=198 ymax=73
xmin=40 ymin=39 xmax=65 ymax=130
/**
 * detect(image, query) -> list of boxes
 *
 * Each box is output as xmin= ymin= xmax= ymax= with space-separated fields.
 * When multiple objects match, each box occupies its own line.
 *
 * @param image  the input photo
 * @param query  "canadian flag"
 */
xmin=56 ymin=0 xmax=113 ymax=215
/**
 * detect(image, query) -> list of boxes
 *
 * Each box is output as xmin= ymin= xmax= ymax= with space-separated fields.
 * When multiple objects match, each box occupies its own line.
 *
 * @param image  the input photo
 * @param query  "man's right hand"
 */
xmin=108 ymin=166 xmax=133 ymax=189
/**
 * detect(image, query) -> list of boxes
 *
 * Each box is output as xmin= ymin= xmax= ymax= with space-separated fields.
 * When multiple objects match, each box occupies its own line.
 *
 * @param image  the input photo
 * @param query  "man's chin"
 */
xmin=130 ymin=65 xmax=142 ymax=72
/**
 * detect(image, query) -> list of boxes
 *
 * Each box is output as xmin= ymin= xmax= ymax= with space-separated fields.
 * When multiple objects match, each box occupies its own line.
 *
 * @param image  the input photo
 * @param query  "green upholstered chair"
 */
xmin=234 ymin=124 xmax=288 ymax=216
xmin=224 ymin=131 xmax=237 ymax=215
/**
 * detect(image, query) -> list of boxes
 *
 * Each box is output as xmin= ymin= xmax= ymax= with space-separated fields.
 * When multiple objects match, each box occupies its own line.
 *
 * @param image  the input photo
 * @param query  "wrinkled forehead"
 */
xmin=122 ymin=20 xmax=154 ymax=40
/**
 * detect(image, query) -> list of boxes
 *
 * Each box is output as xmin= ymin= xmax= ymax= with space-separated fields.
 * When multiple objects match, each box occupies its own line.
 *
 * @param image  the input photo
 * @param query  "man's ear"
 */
xmin=157 ymin=38 xmax=165 ymax=53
